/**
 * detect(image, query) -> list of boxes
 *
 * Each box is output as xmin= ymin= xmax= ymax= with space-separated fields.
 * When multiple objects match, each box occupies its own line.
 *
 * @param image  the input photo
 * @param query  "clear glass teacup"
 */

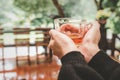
xmin=54 ymin=18 xmax=92 ymax=45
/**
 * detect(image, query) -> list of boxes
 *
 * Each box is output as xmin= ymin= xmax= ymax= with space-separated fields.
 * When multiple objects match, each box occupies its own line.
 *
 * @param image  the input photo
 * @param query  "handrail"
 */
xmin=2 ymin=28 xmax=51 ymax=33
xmin=0 ymin=28 xmax=51 ymax=47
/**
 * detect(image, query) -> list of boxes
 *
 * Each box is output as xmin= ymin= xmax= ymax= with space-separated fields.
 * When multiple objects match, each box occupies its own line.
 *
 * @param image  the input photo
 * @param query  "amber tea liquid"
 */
xmin=65 ymin=32 xmax=83 ymax=44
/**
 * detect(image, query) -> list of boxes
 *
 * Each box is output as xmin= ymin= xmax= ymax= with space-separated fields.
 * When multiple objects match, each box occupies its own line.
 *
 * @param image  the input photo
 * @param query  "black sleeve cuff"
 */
xmin=88 ymin=50 xmax=120 ymax=79
xmin=88 ymin=50 xmax=119 ymax=68
xmin=61 ymin=51 xmax=86 ymax=65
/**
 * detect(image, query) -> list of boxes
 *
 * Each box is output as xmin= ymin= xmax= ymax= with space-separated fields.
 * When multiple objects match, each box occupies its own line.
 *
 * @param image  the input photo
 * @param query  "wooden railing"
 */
xmin=0 ymin=27 xmax=119 ymax=79
xmin=0 ymin=27 xmax=61 ymax=80
xmin=99 ymin=26 xmax=120 ymax=57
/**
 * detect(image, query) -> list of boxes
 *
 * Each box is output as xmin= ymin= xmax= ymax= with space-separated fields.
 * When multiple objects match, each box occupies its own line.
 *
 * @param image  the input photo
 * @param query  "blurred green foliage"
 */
xmin=0 ymin=0 xmax=120 ymax=34
xmin=13 ymin=0 xmax=57 ymax=27
xmin=102 ymin=0 xmax=120 ymax=34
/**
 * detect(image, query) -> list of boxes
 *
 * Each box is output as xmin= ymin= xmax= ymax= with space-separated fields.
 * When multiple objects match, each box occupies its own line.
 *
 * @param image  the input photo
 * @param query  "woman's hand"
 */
xmin=77 ymin=21 xmax=101 ymax=62
xmin=48 ymin=21 xmax=101 ymax=62
xmin=48 ymin=30 xmax=79 ymax=59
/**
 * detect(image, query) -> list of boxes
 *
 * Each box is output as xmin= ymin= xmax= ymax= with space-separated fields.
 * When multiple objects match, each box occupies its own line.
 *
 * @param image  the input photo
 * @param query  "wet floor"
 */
xmin=0 ymin=55 xmax=61 ymax=80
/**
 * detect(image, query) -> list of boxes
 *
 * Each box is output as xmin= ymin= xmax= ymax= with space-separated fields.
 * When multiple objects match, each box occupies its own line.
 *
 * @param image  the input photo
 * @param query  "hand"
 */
xmin=48 ymin=30 xmax=79 ymax=59
xmin=59 ymin=24 xmax=79 ymax=33
xmin=78 ymin=21 xmax=101 ymax=62
xmin=59 ymin=24 xmax=87 ymax=38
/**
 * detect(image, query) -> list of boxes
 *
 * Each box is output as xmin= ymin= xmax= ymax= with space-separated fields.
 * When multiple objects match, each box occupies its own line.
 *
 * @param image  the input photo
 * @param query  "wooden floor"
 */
xmin=1 ymin=56 xmax=120 ymax=80
xmin=0 ymin=56 xmax=61 ymax=80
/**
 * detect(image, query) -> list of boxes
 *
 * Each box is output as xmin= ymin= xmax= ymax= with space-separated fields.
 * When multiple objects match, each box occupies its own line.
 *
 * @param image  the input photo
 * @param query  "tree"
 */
xmin=13 ymin=0 xmax=57 ymax=27
xmin=94 ymin=0 xmax=120 ymax=55
xmin=103 ymin=0 xmax=120 ymax=34
xmin=52 ymin=0 xmax=65 ymax=17
xmin=13 ymin=0 xmax=98 ymax=27
xmin=94 ymin=0 xmax=120 ymax=34
xmin=57 ymin=0 xmax=97 ymax=19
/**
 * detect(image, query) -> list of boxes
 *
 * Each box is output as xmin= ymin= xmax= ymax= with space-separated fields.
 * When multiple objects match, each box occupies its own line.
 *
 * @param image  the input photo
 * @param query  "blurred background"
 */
xmin=0 ymin=0 xmax=120 ymax=80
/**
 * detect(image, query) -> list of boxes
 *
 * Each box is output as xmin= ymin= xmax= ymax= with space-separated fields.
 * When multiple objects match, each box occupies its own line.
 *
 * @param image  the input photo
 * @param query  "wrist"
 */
xmin=62 ymin=49 xmax=79 ymax=58
xmin=79 ymin=44 xmax=100 ymax=62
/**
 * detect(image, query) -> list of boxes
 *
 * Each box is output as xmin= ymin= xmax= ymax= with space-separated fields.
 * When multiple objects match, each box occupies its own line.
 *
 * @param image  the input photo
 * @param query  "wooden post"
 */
xmin=111 ymin=34 xmax=116 ymax=56
xmin=99 ymin=23 xmax=108 ymax=52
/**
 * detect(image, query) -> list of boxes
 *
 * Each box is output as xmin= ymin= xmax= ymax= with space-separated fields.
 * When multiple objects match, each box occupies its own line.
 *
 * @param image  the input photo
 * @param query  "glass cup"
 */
xmin=54 ymin=18 xmax=92 ymax=45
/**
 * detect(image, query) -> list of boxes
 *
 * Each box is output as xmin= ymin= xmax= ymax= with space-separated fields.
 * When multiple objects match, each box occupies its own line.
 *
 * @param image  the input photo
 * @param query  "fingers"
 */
xmin=91 ymin=21 xmax=100 ymax=35
xmin=49 ymin=29 xmax=65 ymax=40
xmin=48 ymin=29 xmax=71 ymax=49
xmin=48 ymin=29 xmax=78 ymax=58
xmin=91 ymin=21 xmax=100 ymax=30
xmin=49 ymin=29 xmax=60 ymax=40
xmin=79 ymin=23 xmax=92 ymax=37
xmin=60 ymin=24 xmax=79 ymax=33
xmin=48 ymin=38 xmax=53 ymax=49
xmin=49 ymin=29 xmax=73 ymax=42
xmin=84 ymin=21 xmax=101 ymax=43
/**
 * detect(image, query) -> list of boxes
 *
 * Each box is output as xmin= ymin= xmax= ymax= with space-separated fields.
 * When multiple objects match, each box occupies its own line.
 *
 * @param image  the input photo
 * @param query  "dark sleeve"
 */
xmin=88 ymin=50 xmax=120 ymax=80
xmin=58 ymin=51 xmax=104 ymax=80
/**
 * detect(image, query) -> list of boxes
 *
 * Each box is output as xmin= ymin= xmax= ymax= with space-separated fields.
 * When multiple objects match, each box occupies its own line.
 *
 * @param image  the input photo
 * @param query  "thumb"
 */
xmin=87 ymin=21 xmax=100 ymax=35
xmin=49 ymin=29 xmax=60 ymax=40
xmin=84 ymin=21 xmax=101 ymax=43
xmin=49 ymin=29 xmax=69 ymax=41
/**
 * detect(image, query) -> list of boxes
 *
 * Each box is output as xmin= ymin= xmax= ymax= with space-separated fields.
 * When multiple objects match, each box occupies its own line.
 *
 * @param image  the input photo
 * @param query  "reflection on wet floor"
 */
xmin=0 ymin=46 xmax=61 ymax=80
xmin=0 ymin=55 xmax=61 ymax=80
xmin=0 ymin=28 xmax=57 ymax=80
